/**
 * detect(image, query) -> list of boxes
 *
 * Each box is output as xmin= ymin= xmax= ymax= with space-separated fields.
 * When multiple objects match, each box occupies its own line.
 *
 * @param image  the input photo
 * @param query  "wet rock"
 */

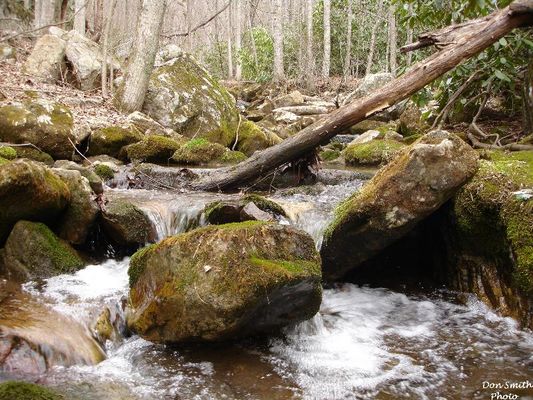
xmin=142 ymin=53 xmax=240 ymax=146
xmin=53 ymin=160 xmax=104 ymax=195
xmin=273 ymin=90 xmax=305 ymax=108
xmin=235 ymin=120 xmax=282 ymax=156
xmin=87 ymin=125 xmax=143 ymax=158
xmin=398 ymin=102 xmax=429 ymax=137
xmin=171 ymin=138 xmax=227 ymax=165
xmin=322 ymin=130 xmax=479 ymax=280
xmin=23 ymin=34 xmax=66 ymax=83
xmin=92 ymin=163 xmax=115 ymax=181
xmin=125 ymin=135 xmax=184 ymax=163
xmin=64 ymin=30 xmax=120 ymax=90
xmin=0 ymin=43 xmax=16 ymax=61
xmin=204 ymin=195 xmax=286 ymax=225
xmin=0 ymin=160 xmax=70 ymax=244
xmin=0 ymin=100 xmax=76 ymax=159
xmin=102 ymin=199 xmax=156 ymax=246
xmin=1 ymin=221 xmax=84 ymax=281
xmin=127 ymin=222 xmax=322 ymax=343
xmin=240 ymin=202 xmax=274 ymax=221
xmin=444 ymin=150 xmax=533 ymax=328
xmin=53 ymin=169 xmax=99 ymax=245
xmin=0 ymin=281 xmax=105 ymax=375
xmin=344 ymin=139 xmax=405 ymax=166
xmin=0 ymin=381 xmax=63 ymax=400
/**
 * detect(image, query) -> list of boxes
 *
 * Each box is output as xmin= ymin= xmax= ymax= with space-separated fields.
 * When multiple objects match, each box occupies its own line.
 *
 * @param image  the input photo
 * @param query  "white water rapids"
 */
xmin=20 ymin=179 xmax=533 ymax=400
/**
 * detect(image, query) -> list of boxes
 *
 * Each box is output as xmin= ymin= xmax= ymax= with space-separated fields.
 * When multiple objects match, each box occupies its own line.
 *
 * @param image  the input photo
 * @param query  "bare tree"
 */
xmin=365 ymin=0 xmax=384 ymax=75
xmin=344 ymin=0 xmax=353 ymax=76
xmin=74 ymin=0 xmax=86 ymax=34
xmin=305 ymin=0 xmax=314 ymax=76
xmin=235 ymin=0 xmax=242 ymax=80
xmin=227 ymin=2 xmax=234 ymax=79
xmin=406 ymin=3 xmax=414 ymax=66
xmin=113 ymin=0 xmax=167 ymax=113
xmin=101 ymin=0 xmax=117 ymax=98
xmin=322 ymin=0 xmax=331 ymax=77
xmin=273 ymin=0 xmax=285 ymax=81
xmin=34 ymin=0 xmax=57 ymax=28
xmin=388 ymin=4 xmax=397 ymax=76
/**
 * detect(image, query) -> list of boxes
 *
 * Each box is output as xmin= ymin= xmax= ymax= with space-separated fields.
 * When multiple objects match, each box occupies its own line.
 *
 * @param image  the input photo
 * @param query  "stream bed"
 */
xmin=13 ymin=176 xmax=533 ymax=400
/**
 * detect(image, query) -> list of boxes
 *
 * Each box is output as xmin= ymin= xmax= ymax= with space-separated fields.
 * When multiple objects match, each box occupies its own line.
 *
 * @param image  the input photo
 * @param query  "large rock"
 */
xmin=0 ymin=160 xmax=70 ymax=244
xmin=127 ymin=111 xmax=182 ymax=140
xmin=142 ymin=53 xmax=240 ymax=146
xmin=0 ymin=281 xmax=105 ymax=375
xmin=398 ymin=102 xmax=429 ymax=137
xmin=204 ymin=195 xmax=287 ymax=224
xmin=0 ymin=100 xmax=76 ymax=159
xmin=273 ymin=91 xmax=305 ymax=108
xmin=23 ymin=34 xmax=66 ymax=83
xmin=0 ymin=221 xmax=84 ymax=281
xmin=87 ymin=125 xmax=143 ymax=158
xmin=127 ymin=222 xmax=322 ymax=343
xmin=102 ymin=199 xmax=156 ymax=246
xmin=235 ymin=120 xmax=282 ymax=156
xmin=171 ymin=138 xmax=228 ymax=165
xmin=53 ymin=168 xmax=99 ymax=245
xmin=342 ymin=73 xmax=393 ymax=105
xmin=53 ymin=159 xmax=104 ymax=194
xmin=64 ymin=30 xmax=120 ymax=90
xmin=125 ymin=135 xmax=184 ymax=163
xmin=321 ymin=130 xmax=479 ymax=280
xmin=344 ymin=139 xmax=405 ymax=166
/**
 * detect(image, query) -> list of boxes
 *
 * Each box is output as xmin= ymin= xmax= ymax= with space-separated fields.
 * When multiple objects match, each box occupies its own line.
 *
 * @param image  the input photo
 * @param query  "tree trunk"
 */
xmin=365 ymin=0 xmax=383 ymax=75
xmin=101 ymin=0 xmax=117 ymax=98
xmin=305 ymin=0 xmax=314 ymax=77
xmin=235 ymin=0 xmax=242 ymax=80
xmin=113 ymin=0 xmax=166 ymax=113
xmin=322 ymin=0 xmax=331 ymax=78
xmin=193 ymin=2 xmax=532 ymax=192
xmin=406 ymin=3 xmax=413 ymax=66
xmin=343 ymin=0 xmax=353 ymax=76
xmin=74 ymin=0 xmax=86 ymax=34
xmin=273 ymin=0 xmax=285 ymax=81
xmin=388 ymin=4 xmax=397 ymax=76
xmin=227 ymin=3 xmax=233 ymax=79
xmin=524 ymin=58 xmax=533 ymax=134
xmin=34 ymin=0 xmax=56 ymax=28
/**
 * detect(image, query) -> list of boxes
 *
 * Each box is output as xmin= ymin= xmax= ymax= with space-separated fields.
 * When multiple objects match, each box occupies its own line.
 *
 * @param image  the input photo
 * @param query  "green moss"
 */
xmin=236 ymin=120 xmax=281 ymax=156
xmin=0 ymin=157 xmax=9 ymax=166
xmin=319 ymin=149 xmax=341 ymax=161
xmin=0 ymin=381 xmax=63 ymax=400
xmin=14 ymin=147 xmax=54 ymax=164
xmin=126 ymin=135 xmax=183 ymax=163
xmin=487 ymin=150 xmax=533 ymax=187
xmin=220 ymin=150 xmax=247 ymax=164
xmin=172 ymin=139 xmax=227 ymax=165
xmin=88 ymin=125 xmax=143 ymax=157
xmin=242 ymin=194 xmax=287 ymax=217
xmin=0 ymin=146 xmax=17 ymax=160
xmin=249 ymin=256 xmax=321 ymax=276
xmin=93 ymin=164 xmax=114 ymax=180
xmin=402 ymin=134 xmax=423 ymax=145
xmin=349 ymin=119 xmax=388 ymax=135
xmin=129 ymin=244 xmax=157 ymax=287
xmin=344 ymin=139 xmax=405 ymax=166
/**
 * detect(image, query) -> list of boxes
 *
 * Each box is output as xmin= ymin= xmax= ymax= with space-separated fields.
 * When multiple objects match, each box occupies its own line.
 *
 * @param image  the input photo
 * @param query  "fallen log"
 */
xmin=194 ymin=1 xmax=533 ymax=192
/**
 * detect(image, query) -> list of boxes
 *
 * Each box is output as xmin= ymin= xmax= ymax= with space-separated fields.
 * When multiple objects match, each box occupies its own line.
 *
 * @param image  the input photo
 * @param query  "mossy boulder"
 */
xmin=344 ymin=139 xmax=405 ymax=166
xmin=141 ymin=53 xmax=240 ymax=146
xmin=127 ymin=222 xmax=322 ymax=343
xmin=0 ymin=146 xmax=16 ymax=160
xmin=319 ymin=149 xmax=341 ymax=162
xmin=0 ymin=100 xmax=75 ymax=159
xmin=171 ymin=138 xmax=227 ymax=165
xmin=235 ymin=120 xmax=282 ymax=156
xmin=444 ymin=151 xmax=533 ymax=327
xmin=321 ymin=130 xmax=479 ymax=280
xmin=87 ymin=125 xmax=143 ymax=158
xmin=14 ymin=147 xmax=54 ymax=165
xmin=220 ymin=150 xmax=247 ymax=164
xmin=52 ymin=169 xmax=99 ymax=245
xmin=93 ymin=163 xmax=115 ymax=180
xmin=102 ymin=199 xmax=157 ymax=246
xmin=53 ymin=160 xmax=104 ymax=194
xmin=0 ymin=160 xmax=70 ymax=244
xmin=398 ymin=103 xmax=429 ymax=137
xmin=0 ymin=382 xmax=63 ymax=400
xmin=204 ymin=195 xmax=286 ymax=225
xmin=125 ymin=135 xmax=184 ymax=163
xmin=0 ymin=221 xmax=84 ymax=281
xmin=349 ymin=120 xmax=391 ymax=135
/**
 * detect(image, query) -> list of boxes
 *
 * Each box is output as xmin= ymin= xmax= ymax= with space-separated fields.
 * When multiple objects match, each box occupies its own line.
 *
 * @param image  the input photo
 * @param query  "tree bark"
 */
xmin=524 ymin=58 xmax=533 ymax=134
xmin=74 ymin=0 xmax=86 ymax=34
xmin=101 ymin=0 xmax=117 ymax=98
xmin=305 ymin=0 xmax=314 ymax=77
xmin=227 ymin=2 xmax=233 ymax=79
xmin=365 ymin=0 xmax=383 ymax=76
xmin=113 ymin=0 xmax=166 ymax=113
xmin=193 ymin=2 xmax=532 ymax=192
xmin=388 ymin=4 xmax=397 ymax=76
xmin=273 ymin=0 xmax=285 ymax=81
xmin=406 ymin=3 xmax=413 ymax=66
xmin=235 ymin=0 xmax=242 ymax=80
xmin=343 ymin=0 xmax=353 ymax=76
xmin=34 ymin=0 xmax=56 ymax=28
xmin=322 ymin=0 xmax=331 ymax=77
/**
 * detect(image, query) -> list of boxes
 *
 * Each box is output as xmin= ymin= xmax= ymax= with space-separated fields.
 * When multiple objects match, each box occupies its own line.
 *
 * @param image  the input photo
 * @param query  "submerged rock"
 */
xmin=0 ymin=100 xmax=76 ymax=159
xmin=23 ymin=34 xmax=66 ymax=83
xmin=321 ymin=130 xmax=479 ymax=280
xmin=0 ymin=221 xmax=84 ymax=281
xmin=142 ymin=53 xmax=240 ymax=146
xmin=0 ymin=281 xmax=105 ymax=375
xmin=127 ymin=222 xmax=322 ymax=343
xmin=101 ymin=199 xmax=156 ymax=246
xmin=344 ymin=139 xmax=405 ymax=166
xmin=0 ymin=160 xmax=70 ymax=244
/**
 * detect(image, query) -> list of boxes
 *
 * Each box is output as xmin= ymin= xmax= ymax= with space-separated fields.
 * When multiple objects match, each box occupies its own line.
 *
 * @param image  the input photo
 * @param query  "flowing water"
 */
xmin=9 ymin=175 xmax=533 ymax=400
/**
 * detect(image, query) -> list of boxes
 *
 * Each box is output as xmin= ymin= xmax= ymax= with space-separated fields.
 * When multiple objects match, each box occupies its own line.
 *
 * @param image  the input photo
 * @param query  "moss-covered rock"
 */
xmin=1 ymin=221 xmax=84 ymax=281
xmin=398 ymin=103 xmax=429 ymax=137
xmin=0 ymin=146 xmax=16 ymax=160
xmin=87 ymin=125 xmax=143 ymax=158
xmin=140 ymin=53 xmax=240 ymax=146
xmin=444 ymin=151 xmax=533 ymax=327
xmin=235 ymin=120 xmax=282 ymax=156
xmin=53 ymin=160 xmax=104 ymax=194
xmin=102 ymin=199 xmax=157 ymax=246
xmin=125 ymin=135 xmax=184 ymax=163
xmin=52 ymin=169 xmax=99 ymax=245
xmin=0 ymin=381 xmax=63 ymax=400
xmin=0 ymin=100 xmax=75 ymax=159
xmin=204 ymin=195 xmax=287 ymax=225
xmin=14 ymin=146 xmax=54 ymax=165
xmin=0 ymin=160 xmax=70 ymax=244
xmin=171 ymin=138 xmax=227 ymax=165
xmin=220 ymin=150 xmax=247 ymax=164
xmin=127 ymin=222 xmax=322 ymax=343
xmin=319 ymin=149 xmax=341 ymax=161
xmin=0 ymin=382 xmax=63 ymax=400
xmin=344 ymin=139 xmax=405 ymax=166
xmin=93 ymin=163 xmax=115 ymax=180
xmin=321 ymin=131 xmax=479 ymax=280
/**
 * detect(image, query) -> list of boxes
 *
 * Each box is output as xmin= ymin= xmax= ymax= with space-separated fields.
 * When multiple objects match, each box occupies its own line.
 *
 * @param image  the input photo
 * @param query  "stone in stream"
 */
xmin=0 ymin=159 xmax=70 ymax=245
xmin=0 ymin=221 xmax=84 ymax=281
xmin=127 ymin=222 xmax=322 ymax=343
xmin=171 ymin=138 xmax=246 ymax=165
xmin=141 ymin=53 xmax=240 ymax=146
xmin=344 ymin=139 xmax=406 ymax=166
xmin=204 ymin=194 xmax=287 ymax=225
xmin=87 ymin=125 xmax=144 ymax=159
xmin=0 ymin=100 xmax=76 ymax=160
xmin=321 ymin=130 xmax=479 ymax=280
xmin=101 ymin=199 xmax=157 ymax=246
xmin=53 ymin=159 xmax=104 ymax=194
xmin=0 ymin=281 xmax=105 ymax=375
xmin=125 ymin=135 xmax=185 ymax=163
